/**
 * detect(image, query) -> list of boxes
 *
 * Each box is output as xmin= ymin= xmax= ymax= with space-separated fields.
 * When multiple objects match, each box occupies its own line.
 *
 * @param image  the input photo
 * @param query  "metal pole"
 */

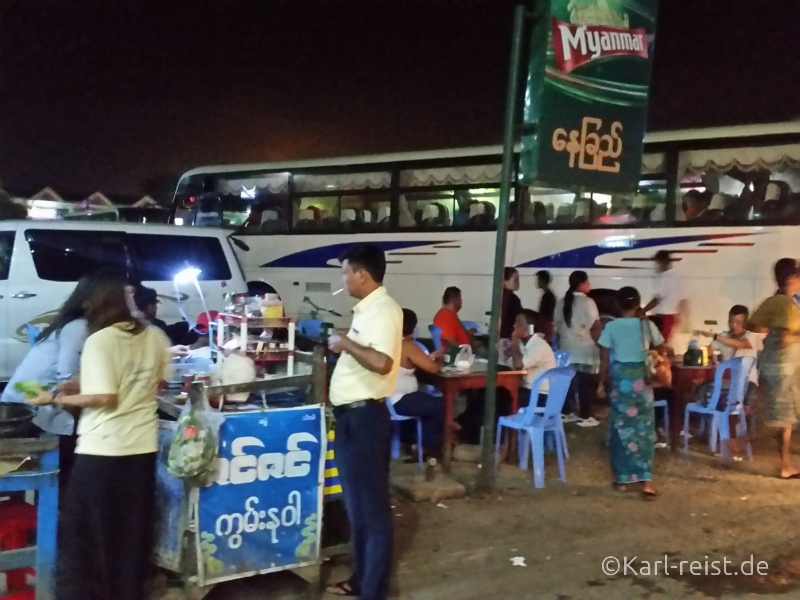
xmin=476 ymin=3 xmax=527 ymax=492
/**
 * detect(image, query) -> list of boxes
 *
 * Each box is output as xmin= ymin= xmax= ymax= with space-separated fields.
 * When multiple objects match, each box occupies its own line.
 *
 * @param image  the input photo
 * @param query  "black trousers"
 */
xmin=56 ymin=452 xmax=157 ymax=600
xmin=566 ymin=370 xmax=597 ymax=419
xmin=334 ymin=401 xmax=393 ymax=600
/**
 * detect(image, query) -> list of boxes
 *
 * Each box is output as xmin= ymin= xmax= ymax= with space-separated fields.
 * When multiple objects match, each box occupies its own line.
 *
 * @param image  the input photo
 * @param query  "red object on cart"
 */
xmin=0 ymin=500 xmax=36 ymax=597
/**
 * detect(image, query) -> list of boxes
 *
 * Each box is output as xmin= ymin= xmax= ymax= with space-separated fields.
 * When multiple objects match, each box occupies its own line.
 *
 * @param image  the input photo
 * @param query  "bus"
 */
xmin=170 ymin=121 xmax=800 ymax=351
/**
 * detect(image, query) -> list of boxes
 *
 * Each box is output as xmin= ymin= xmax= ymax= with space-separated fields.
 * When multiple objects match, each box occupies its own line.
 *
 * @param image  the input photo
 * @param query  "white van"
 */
xmin=0 ymin=221 xmax=247 ymax=380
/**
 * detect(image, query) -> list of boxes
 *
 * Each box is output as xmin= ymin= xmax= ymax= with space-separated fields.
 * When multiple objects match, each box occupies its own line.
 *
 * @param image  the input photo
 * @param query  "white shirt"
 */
xmin=518 ymin=334 xmax=557 ymax=392
xmin=711 ymin=330 xmax=763 ymax=385
xmin=653 ymin=269 xmax=685 ymax=315
xmin=555 ymin=292 xmax=600 ymax=369
xmin=388 ymin=366 xmax=418 ymax=406
xmin=329 ymin=286 xmax=403 ymax=406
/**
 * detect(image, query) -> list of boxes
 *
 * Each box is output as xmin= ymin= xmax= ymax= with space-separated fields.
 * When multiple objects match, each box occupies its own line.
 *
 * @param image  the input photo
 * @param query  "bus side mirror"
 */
xmin=229 ymin=236 xmax=250 ymax=252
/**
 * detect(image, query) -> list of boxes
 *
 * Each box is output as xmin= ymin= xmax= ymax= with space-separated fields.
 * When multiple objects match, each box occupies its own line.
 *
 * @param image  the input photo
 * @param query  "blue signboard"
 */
xmin=196 ymin=406 xmax=325 ymax=583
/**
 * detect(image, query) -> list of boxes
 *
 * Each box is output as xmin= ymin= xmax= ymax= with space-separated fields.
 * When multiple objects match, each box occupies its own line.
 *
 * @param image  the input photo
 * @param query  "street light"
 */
xmin=173 ymin=265 xmax=213 ymax=348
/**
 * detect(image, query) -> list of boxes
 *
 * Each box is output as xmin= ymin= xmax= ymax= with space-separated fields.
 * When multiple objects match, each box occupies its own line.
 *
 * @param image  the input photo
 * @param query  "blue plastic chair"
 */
xmin=461 ymin=320 xmax=482 ymax=335
xmin=25 ymin=323 xmax=41 ymax=347
xmin=386 ymin=399 xmax=423 ymax=466
xmin=554 ymin=350 xmax=571 ymax=367
xmin=653 ymin=398 xmax=669 ymax=442
xmin=428 ymin=324 xmax=444 ymax=351
xmin=297 ymin=319 xmax=324 ymax=338
xmin=495 ymin=367 xmax=576 ymax=488
xmin=683 ymin=357 xmax=754 ymax=462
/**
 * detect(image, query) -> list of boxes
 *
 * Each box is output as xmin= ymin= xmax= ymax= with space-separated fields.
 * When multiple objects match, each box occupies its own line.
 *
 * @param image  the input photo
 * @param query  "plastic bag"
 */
xmin=167 ymin=391 xmax=225 ymax=486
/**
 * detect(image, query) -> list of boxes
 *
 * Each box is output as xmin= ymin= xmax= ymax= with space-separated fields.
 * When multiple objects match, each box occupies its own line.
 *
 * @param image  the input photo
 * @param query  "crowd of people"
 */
xmin=0 ymin=272 xmax=210 ymax=600
xmin=5 ymin=240 xmax=800 ymax=600
xmin=380 ymin=249 xmax=800 ymax=505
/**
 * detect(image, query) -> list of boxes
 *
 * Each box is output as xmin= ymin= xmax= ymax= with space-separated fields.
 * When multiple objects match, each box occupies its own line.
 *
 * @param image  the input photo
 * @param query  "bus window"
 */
xmin=677 ymin=143 xmax=800 ymax=223
xmin=456 ymin=188 xmax=506 ymax=230
xmin=292 ymin=171 xmax=392 ymax=232
xmin=592 ymin=184 xmax=667 ymax=226
xmin=234 ymin=194 xmax=290 ymax=234
xmin=523 ymin=188 xmax=575 ymax=226
xmin=295 ymin=196 xmax=339 ymax=230
xmin=340 ymin=194 xmax=391 ymax=231
xmin=399 ymin=191 xmax=454 ymax=228
xmin=679 ymin=165 xmax=800 ymax=223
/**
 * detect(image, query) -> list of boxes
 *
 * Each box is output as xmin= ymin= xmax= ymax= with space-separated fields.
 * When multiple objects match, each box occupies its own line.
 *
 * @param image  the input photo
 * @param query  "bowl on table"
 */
xmin=0 ymin=403 xmax=37 ymax=439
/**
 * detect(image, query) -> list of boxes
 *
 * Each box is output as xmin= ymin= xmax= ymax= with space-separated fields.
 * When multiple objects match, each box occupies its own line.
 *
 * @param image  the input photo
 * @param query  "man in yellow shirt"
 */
xmin=326 ymin=243 xmax=402 ymax=600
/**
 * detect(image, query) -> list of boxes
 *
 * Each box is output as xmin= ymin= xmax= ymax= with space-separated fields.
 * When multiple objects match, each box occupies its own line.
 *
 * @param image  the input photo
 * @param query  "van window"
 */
xmin=25 ymin=229 xmax=128 ymax=281
xmin=0 ymin=232 xmax=14 ymax=280
xmin=128 ymin=233 xmax=232 ymax=281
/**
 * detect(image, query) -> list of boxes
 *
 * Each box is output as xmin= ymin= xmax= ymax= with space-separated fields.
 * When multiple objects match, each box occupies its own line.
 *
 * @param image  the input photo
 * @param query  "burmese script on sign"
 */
xmin=552 ymin=116 xmax=623 ymax=174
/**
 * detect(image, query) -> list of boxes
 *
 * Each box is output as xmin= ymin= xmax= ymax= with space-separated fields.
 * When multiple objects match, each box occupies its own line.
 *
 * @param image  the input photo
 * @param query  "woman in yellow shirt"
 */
xmin=31 ymin=271 xmax=172 ymax=600
xmin=748 ymin=258 xmax=800 ymax=479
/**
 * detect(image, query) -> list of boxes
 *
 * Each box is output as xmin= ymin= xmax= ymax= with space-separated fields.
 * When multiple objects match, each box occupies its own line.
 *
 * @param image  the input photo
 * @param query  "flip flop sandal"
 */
xmin=779 ymin=473 xmax=800 ymax=480
xmin=326 ymin=581 xmax=358 ymax=597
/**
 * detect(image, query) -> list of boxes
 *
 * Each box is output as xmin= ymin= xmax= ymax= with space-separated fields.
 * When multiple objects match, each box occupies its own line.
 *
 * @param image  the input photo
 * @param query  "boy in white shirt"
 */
xmin=508 ymin=309 xmax=557 ymax=409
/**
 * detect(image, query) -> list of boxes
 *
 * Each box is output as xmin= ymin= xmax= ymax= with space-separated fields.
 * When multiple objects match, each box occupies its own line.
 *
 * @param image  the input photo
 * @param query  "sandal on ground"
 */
xmin=779 ymin=472 xmax=800 ymax=480
xmin=326 ymin=581 xmax=358 ymax=597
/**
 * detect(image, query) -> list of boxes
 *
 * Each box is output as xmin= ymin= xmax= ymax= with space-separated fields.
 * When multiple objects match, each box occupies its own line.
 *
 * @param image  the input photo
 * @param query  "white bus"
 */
xmin=171 ymin=122 xmax=800 ymax=350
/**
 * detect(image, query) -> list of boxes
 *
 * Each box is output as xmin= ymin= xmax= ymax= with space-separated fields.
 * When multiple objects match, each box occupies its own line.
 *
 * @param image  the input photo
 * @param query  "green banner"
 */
xmin=519 ymin=0 xmax=660 ymax=194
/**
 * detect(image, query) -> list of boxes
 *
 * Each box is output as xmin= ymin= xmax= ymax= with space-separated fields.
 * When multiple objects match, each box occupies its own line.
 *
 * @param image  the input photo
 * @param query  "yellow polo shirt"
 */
xmin=76 ymin=324 xmax=172 ymax=456
xmin=329 ymin=286 xmax=402 ymax=406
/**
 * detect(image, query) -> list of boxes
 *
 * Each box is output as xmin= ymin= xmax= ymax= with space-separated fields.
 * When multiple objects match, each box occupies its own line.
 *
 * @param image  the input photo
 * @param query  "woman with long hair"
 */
xmin=597 ymin=287 xmax=665 ymax=499
xmin=554 ymin=270 xmax=601 ymax=426
xmin=29 ymin=270 xmax=172 ymax=600
xmin=1 ymin=273 xmax=102 ymax=486
xmin=388 ymin=309 xmax=446 ymax=459
xmin=500 ymin=266 xmax=523 ymax=339
xmin=748 ymin=258 xmax=800 ymax=479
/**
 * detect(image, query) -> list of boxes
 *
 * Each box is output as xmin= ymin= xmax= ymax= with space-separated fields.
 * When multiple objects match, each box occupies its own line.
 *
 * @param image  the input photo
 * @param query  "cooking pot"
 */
xmin=0 ymin=403 xmax=37 ymax=439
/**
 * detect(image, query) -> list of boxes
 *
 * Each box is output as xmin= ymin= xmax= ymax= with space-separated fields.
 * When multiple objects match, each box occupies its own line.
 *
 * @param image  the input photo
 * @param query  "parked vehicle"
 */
xmin=0 ymin=221 xmax=247 ymax=380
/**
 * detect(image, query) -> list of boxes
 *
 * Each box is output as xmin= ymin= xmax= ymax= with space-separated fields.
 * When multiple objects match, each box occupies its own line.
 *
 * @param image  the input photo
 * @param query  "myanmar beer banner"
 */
xmin=519 ymin=0 xmax=660 ymax=194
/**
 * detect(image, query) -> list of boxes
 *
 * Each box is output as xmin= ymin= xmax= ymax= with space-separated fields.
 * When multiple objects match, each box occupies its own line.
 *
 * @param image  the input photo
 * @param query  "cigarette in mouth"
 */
xmin=332 ymin=288 xmax=344 ymax=296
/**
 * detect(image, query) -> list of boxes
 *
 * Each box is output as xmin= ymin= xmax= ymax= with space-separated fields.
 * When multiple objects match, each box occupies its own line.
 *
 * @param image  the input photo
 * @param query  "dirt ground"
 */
xmin=174 ymin=416 xmax=800 ymax=600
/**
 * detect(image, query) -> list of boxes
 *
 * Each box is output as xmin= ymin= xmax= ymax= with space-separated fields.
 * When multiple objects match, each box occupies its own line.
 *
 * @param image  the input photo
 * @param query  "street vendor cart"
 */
xmin=152 ymin=312 xmax=345 ymax=599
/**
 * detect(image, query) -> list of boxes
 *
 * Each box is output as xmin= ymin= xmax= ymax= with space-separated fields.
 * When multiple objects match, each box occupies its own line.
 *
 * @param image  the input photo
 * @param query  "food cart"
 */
xmin=152 ymin=311 xmax=345 ymax=599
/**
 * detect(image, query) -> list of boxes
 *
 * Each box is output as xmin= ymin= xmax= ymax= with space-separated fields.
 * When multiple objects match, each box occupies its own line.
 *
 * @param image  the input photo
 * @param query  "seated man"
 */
xmin=458 ymin=310 xmax=555 ymax=445
xmin=695 ymin=304 xmax=762 ymax=407
xmin=432 ymin=286 xmax=474 ymax=349
xmin=388 ymin=309 xmax=446 ymax=460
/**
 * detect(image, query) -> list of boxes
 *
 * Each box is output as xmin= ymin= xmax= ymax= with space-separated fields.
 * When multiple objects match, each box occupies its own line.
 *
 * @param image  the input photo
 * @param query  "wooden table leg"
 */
xmin=669 ymin=378 xmax=684 ymax=452
xmin=441 ymin=387 xmax=455 ymax=472
xmin=502 ymin=384 xmax=519 ymax=465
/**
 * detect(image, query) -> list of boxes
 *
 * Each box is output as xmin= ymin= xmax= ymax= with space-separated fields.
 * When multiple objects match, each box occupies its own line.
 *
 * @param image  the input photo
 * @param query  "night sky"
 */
xmin=1 ymin=0 xmax=798 ymax=197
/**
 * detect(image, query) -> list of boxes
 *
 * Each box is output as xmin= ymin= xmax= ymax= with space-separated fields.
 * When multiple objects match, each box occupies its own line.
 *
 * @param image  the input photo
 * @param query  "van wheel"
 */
xmin=248 ymin=281 xmax=278 ymax=298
